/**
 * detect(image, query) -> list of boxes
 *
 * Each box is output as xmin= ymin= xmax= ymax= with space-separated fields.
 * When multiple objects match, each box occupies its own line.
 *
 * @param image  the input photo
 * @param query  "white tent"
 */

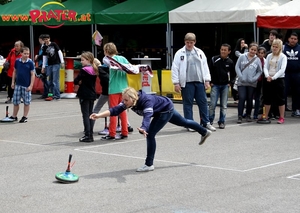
xmin=169 ymin=0 xmax=290 ymax=23
xmin=167 ymin=0 xmax=290 ymax=63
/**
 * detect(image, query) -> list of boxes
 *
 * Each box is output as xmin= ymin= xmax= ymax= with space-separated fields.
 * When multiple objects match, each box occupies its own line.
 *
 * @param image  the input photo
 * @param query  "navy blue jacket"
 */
xmin=109 ymin=90 xmax=173 ymax=131
xmin=283 ymin=43 xmax=300 ymax=73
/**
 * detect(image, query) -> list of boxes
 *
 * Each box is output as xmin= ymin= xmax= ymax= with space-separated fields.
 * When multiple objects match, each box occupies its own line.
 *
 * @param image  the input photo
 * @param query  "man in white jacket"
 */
xmin=171 ymin=32 xmax=216 ymax=131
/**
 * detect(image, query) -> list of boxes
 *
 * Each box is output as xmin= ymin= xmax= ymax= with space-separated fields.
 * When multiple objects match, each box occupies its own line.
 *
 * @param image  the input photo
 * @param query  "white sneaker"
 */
xmin=295 ymin=109 xmax=300 ymax=117
xmin=136 ymin=165 xmax=154 ymax=172
xmin=206 ymin=123 xmax=216 ymax=131
xmin=98 ymin=128 xmax=109 ymax=135
xmin=116 ymin=125 xmax=121 ymax=132
xmin=186 ymin=128 xmax=196 ymax=132
xmin=199 ymin=130 xmax=212 ymax=145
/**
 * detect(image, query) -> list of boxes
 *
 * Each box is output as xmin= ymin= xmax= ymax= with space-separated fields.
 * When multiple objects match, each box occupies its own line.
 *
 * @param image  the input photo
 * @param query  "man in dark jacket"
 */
xmin=283 ymin=32 xmax=300 ymax=116
xmin=260 ymin=29 xmax=278 ymax=55
xmin=208 ymin=44 xmax=235 ymax=129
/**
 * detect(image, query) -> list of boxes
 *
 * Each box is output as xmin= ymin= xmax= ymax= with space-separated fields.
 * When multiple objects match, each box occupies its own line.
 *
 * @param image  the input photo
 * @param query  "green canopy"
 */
xmin=95 ymin=0 xmax=192 ymax=25
xmin=0 ymin=0 xmax=116 ymax=26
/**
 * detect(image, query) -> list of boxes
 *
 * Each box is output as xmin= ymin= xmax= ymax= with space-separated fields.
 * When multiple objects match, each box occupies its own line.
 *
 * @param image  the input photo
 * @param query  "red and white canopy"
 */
xmin=257 ymin=0 xmax=300 ymax=29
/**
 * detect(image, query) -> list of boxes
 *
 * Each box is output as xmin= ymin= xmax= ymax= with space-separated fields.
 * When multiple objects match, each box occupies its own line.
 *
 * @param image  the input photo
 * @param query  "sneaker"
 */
xmin=45 ymin=97 xmax=53 ymax=101
xmin=79 ymin=135 xmax=94 ymax=142
xmin=116 ymin=125 xmax=121 ymax=133
xmin=246 ymin=116 xmax=252 ymax=122
xmin=5 ymin=98 xmax=11 ymax=104
xmin=19 ymin=116 xmax=27 ymax=123
xmin=187 ymin=128 xmax=196 ymax=132
xmin=136 ymin=165 xmax=154 ymax=172
xmin=199 ymin=130 xmax=212 ymax=145
xmin=237 ymin=116 xmax=242 ymax=124
xmin=269 ymin=114 xmax=276 ymax=120
xmin=291 ymin=111 xmax=296 ymax=117
xmin=98 ymin=127 xmax=109 ymax=135
xmin=206 ymin=123 xmax=216 ymax=131
xmin=9 ymin=116 xmax=18 ymax=121
xmin=218 ymin=123 xmax=225 ymax=129
xmin=128 ymin=125 xmax=134 ymax=133
xmin=294 ymin=109 xmax=300 ymax=117
xmin=101 ymin=135 xmax=115 ymax=140
xmin=277 ymin=117 xmax=285 ymax=124
xmin=115 ymin=134 xmax=128 ymax=140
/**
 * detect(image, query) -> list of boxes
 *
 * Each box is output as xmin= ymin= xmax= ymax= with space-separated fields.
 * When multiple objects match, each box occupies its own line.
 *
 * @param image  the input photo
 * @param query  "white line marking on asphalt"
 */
xmin=287 ymin=173 xmax=300 ymax=180
xmin=0 ymin=139 xmax=46 ymax=146
xmin=75 ymin=148 xmax=244 ymax=172
xmin=75 ymin=128 xmax=300 ymax=173
xmin=3 ymin=126 xmax=299 ymax=174
xmin=29 ymin=114 xmax=81 ymax=121
xmin=76 ymin=133 xmax=181 ymax=150
xmin=243 ymin=157 xmax=300 ymax=172
xmin=75 ymin=130 xmax=244 ymax=173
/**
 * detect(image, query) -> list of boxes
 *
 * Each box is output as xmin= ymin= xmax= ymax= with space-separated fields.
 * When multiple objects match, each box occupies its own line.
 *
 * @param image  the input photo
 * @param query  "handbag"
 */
xmin=2 ymin=50 xmax=12 ymax=74
xmin=0 ymin=67 xmax=8 ymax=89
xmin=233 ymin=57 xmax=257 ymax=91
xmin=2 ymin=61 xmax=10 ymax=74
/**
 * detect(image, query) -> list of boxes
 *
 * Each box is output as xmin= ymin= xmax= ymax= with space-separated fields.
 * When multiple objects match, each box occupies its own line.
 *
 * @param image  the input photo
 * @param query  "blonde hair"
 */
xmin=81 ymin=51 xmax=99 ymax=75
xmin=184 ymin=33 xmax=196 ymax=41
xmin=93 ymin=58 xmax=101 ymax=67
xmin=122 ymin=87 xmax=139 ymax=106
xmin=272 ymin=39 xmax=283 ymax=55
xmin=103 ymin=42 xmax=118 ymax=56
xmin=15 ymin=40 xmax=24 ymax=48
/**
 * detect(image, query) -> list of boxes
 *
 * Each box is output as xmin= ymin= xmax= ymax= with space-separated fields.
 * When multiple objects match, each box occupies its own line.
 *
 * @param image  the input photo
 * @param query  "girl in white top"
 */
xmin=263 ymin=39 xmax=287 ymax=124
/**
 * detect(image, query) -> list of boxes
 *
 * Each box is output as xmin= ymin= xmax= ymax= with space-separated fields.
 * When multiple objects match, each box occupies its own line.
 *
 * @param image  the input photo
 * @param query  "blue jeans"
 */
xmin=145 ymin=108 xmax=208 ymax=166
xmin=254 ymin=80 xmax=262 ymax=117
xmin=238 ymin=86 xmax=255 ymax=117
xmin=209 ymin=84 xmax=229 ymax=124
xmin=181 ymin=82 xmax=209 ymax=126
xmin=42 ymin=66 xmax=50 ymax=97
xmin=48 ymin=64 xmax=60 ymax=99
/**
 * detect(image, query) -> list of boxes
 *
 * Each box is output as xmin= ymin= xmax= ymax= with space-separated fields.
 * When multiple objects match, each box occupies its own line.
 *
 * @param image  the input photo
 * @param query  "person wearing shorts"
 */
xmin=10 ymin=46 xmax=35 ymax=123
xmin=262 ymin=39 xmax=287 ymax=124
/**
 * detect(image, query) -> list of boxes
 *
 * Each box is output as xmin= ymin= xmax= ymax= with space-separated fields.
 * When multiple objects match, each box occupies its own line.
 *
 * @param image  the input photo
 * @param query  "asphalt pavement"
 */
xmin=1 ymin=91 xmax=300 ymax=213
